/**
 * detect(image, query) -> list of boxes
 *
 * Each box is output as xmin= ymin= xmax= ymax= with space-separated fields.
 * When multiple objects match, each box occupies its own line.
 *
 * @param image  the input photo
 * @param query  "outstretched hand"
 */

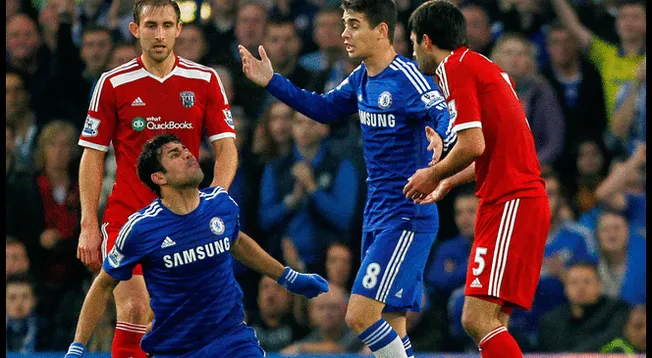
xmin=277 ymin=266 xmax=329 ymax=299
xmin=239 ymin=45 xmax=274 ymax=87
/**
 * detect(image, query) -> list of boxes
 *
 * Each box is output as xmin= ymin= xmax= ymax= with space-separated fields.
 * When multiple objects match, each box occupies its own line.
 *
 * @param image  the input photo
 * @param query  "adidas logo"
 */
xmin=131 ymin=97 xmax=146 ymax=106
xmin=161 ymin=236 xmax=176 ymax=248
xmin=395 ymin=288 xmax=403 ymax=298
xmin=470 ymin=277 xmax=482 ymax=288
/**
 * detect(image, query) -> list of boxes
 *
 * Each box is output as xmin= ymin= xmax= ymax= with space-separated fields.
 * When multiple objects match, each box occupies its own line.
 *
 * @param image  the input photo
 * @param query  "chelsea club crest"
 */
xmin=378 ymin=91 xmax=392 ymax=109
xmin=210 ymin=217 xmax=225 ymax=235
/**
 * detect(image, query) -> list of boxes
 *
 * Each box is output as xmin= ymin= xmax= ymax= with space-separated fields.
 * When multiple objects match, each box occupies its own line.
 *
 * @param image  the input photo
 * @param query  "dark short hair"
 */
xmin=619 ymin=0 xmax=646 ymax=11
xmin=6 ymin=273 xmax=34 ymax=290
xmin=137 ymin=133 xmax=182 ymax=197
xmin=133 ymin=0 xmax=181 ymax=25
xmin=341 ymin=0 xmax=397 ymax=43
xmin=82 ymin=24 xmax=113 ymax=39
xmin=409 ymin=0 xmax=469 ymax=50
xmin=567 ymin=260 xmax=600 ymax=278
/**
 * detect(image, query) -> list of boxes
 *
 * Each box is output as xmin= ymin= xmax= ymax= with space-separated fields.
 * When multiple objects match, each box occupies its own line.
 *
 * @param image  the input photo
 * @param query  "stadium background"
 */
xmin=6 ymin=0 xmax=646 ymax=355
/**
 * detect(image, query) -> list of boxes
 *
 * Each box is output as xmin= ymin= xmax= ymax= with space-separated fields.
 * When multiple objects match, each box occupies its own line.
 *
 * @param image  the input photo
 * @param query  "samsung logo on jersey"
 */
xmin=163 ymin=238 xmax=230 ymax=268
xmin=358 ymin=110 xmax=396 ymax=128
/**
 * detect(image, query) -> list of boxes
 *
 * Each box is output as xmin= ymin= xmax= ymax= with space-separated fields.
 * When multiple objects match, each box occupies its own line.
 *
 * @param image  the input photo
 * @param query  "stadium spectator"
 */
xmin=233 ymin=2 xmax=267 ymax=61
xmin=38 ymin=0 xmax=81 ymax=51
xmin=269 ymin=0 xmax=320 ymax=55
xmin=537 ymin=261 xmax=630 ymax=352
xmin=77 ymin=0 xmax=112 ymax=28
xmin=252 ymin=101 xmax=295 ymax=163
xmin=572 ymin=0 xmax=619 ymax=44
xmin=6 ymin=237 xmax=31 ymax=279
xmin=424 ymin=187 xmax=478 ymax=300
xmin=611 ymin=59 xmax=646 ymax=156
xmin=491 ymin=33 xmax=565 ymax=168
xmin=203 ymin=0 xmax=237 ymax=63
xmin=601 ymin=304 xmax=646 ymax=354
xmin=210 ymin=65 xmax=236 ymax=104
xmin=264 ymin=15 xmax=313 ymax=91
xmin=325 ymin=242 xmax=354 ymax=290
xmin=393 ymin=22 xmax=409 ymax=57
xmin=496 ymin=0 xmax=549 ymax=67
xmin=595 ymin=143 xmax=646 ymax=239
xmin=249 ymin=276 xmax=307 ymax=352
xmin=568 ymin=138 xmax=609 ymax=216
xmin=550 ymin=0 xmax=646 ymax=126
xmin=174 ymin=22 xmax=209 ymax=64
xmin=460 ymin=3 xmax=495 ymax=56
xmin=281 ymin=285 xmax=364 ymax=353
xmin=541 ymin=21 xmax=607 ymax=173
xmin=595 ymin=210 xmax=646 ymax=306
xmin=299 ymin=6 xmax=345 ymax=72
xmin=6 ymin=274 xmax=50 ymax=352
xmin=6 ymin=70 xmax=39 ymax=171
xmin=106 ymin=42 xmax=138 ymax=70
xmin=258 ymin=112 xmax=359 ymax=270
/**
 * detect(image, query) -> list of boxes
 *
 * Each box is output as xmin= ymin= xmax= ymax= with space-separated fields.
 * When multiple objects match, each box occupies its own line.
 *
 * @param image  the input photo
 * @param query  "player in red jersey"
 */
xmin=75 ymin=1 xmax=237 ymax=357
xmin=403 ymin=2 xmax=550 ymax=357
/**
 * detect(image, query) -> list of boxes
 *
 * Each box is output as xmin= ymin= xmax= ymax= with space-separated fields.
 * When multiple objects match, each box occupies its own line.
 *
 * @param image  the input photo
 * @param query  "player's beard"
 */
xmin=148 ymin=46 xmax=173 ymax=63
xmin=419 ymin=55 xmax=438 ymax=76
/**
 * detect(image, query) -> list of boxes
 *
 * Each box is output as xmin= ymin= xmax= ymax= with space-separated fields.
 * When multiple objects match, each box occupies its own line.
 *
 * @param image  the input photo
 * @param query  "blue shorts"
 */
xmin=154 ymin=324 xmax=265 ymax=358
xmin=352 ymin=228 xmax=437 ymax=312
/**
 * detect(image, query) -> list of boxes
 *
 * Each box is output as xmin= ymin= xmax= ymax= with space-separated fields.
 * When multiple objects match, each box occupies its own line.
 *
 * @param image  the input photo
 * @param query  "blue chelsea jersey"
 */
xmin=266 ymin=55 xmax=454 ymax=232
xmin=103 ymin=187 xmax=245 ymax=355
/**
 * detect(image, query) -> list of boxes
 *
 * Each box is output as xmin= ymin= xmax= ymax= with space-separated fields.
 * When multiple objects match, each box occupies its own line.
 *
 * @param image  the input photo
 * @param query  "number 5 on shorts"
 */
xmin=363 ymin=263 xmax=381 ymax=289
xmin=473 ymin=247 xmax=488 ymax=276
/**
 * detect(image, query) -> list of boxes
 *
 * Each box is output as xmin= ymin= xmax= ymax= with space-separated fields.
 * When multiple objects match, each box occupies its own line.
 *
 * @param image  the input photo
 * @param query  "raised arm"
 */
xmin=239 ymin=45 xmax=357 ymax=123
xmin=595 ymin=144 xmax=646 ymax=210
xmin=549 ymin=0 xmax=593 ymax=50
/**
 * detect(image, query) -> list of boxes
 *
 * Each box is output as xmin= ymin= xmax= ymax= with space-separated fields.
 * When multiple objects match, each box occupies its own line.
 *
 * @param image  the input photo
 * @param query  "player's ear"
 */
xmin=151 ymin=172 xmax=167 ymax=186
xmin=176 ymin=22 xmax=182 ymax=38
xmin=423 ymin=34 xmax=433 ymax=49
xmin=376 ymin=22 xmax=389 ymax=42
xmin=129 ymin=22 xmax=140 ymax=39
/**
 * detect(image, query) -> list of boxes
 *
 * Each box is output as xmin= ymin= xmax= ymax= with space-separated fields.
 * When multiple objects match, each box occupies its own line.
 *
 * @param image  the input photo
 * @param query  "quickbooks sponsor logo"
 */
xmin=147 ymin=121 xmax=193 ymax=130
xmin=132 ymin=117 xmax=146 ymax=131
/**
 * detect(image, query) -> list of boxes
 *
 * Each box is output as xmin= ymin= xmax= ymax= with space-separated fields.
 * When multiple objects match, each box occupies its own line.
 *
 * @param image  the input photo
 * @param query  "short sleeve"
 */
xmin=440 ymin=63 xmax=482 ymax=133
xmin=204 ymin=70 xmax=237 ymax=142
xmin=79 ymin=74 xmax=118 ymax=152
xmin=103 ymin=223 xmax=147 ymax=281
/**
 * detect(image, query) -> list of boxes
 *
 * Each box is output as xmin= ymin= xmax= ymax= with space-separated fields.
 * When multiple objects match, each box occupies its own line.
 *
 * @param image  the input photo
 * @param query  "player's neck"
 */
xmin=141 ymin=53 xmax=177 ymax=79
xmin=364 ymin=46 xmax=397 ymax=77
xmin=160 ymin=188 xmax=201 ymax=215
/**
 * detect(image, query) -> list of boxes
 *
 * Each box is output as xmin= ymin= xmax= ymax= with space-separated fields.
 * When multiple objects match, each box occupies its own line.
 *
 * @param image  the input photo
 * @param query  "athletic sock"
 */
xmin=111 ymin=321 xmax=148 ymax=358
xmin=478 ymin=325 xmax=523 ymax=358
xmin=402 ymin=335 xmax=414 ymax=358
xmin=357 ymin=319 xmax=408 ymax=358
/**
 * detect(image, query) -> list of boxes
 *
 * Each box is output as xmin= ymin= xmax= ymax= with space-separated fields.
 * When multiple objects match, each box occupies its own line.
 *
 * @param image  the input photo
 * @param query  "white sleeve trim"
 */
xmin=78 ymin=139 xmax=109 ymax=152
xmin=452 ymin=121 xmax=482 ymax=133
xmin=208 ymin=132 xmax=236 ymax=142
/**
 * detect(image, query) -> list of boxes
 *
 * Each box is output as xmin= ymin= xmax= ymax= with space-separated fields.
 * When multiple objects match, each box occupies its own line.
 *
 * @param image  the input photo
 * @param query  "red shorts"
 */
xmin=464 ymin=196 xmax=550 ymax=311
xmin=101 ymin=221 xmax=143 ymax=275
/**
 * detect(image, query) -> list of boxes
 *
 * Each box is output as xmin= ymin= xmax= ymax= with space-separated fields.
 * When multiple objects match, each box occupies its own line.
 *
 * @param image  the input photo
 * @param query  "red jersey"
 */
xmin=78 ymin=55 xmax=236 ymax=225
xmin=435 ymin=47 xmax=545 ymax=204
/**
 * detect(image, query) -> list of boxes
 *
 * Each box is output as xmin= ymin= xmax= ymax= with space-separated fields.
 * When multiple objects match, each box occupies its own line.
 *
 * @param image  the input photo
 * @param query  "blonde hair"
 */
xmin=33 ymin=120 xmax=79 ymax=171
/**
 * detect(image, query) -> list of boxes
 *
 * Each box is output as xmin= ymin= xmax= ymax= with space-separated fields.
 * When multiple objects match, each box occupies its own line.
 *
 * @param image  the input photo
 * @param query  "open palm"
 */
xmin=238 ymin=45 xmax=274 ymax=87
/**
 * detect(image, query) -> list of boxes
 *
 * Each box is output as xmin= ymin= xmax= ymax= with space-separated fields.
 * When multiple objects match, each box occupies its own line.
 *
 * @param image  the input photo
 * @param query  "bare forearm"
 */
xmin=211 ymin=138 xmax=238 ymax=190
xmin=550 ymin=0 xmax=592 ymax=48
xmin=73 ymin=272 xmax=117 ymax=344
xmin=79 ymin=149 xmax=106 ymax=228
xmin=612 ymin=90 xmax=639 ymax=138
xmin=432 ymin=145 xmax=479 ymax=182
xmin=447 ymin=162 xmax=476 ymax=187
xmin=231 ymin=232 xmax=285 ymax=280
xmin=596 ymin=159 xmax=641 ymax=200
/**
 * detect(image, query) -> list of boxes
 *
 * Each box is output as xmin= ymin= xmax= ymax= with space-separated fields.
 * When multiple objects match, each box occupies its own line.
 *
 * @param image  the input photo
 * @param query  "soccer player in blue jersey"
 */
xmin=239 ymin=1 xmax=453 ymax=356
xmin=64 ymin=134 xmax=329 ymax=358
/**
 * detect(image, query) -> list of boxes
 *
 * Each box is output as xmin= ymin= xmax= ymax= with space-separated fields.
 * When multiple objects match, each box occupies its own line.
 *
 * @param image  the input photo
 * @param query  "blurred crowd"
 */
xmin=5 ymin=0 xmax=646 ymax=354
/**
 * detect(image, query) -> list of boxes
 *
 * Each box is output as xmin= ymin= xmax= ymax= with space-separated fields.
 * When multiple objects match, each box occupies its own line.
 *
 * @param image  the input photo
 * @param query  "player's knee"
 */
xmin=116 ymin=297 xmax=151 ymax=323
xmin=461 ymin=306 xmax=483 ymax=339
xmin=345 ymin=309 xmax=375 ymax=333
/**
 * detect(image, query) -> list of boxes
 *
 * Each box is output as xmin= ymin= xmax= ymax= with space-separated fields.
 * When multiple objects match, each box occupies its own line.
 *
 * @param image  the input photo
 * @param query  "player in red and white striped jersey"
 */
xmin=75 ymin=2 xmax=237 ymax=357
xmin=404 ymin=2 xmax=550 ymax=357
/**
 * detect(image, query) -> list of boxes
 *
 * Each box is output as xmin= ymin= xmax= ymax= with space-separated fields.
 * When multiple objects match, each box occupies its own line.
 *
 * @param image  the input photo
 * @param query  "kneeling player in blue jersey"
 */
xmin=64 ymin=134 xmax=329 ymax=358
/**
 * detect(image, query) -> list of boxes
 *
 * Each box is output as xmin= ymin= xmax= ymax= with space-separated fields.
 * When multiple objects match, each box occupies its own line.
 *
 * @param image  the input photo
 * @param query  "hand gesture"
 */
xmin=425 ymin=126 xmax=443 ymax=166
xmin=277 ymin=266 xmax=329 ymax=299
xmin=292 ymin=162 xmax=317 ymax=193
xmin=77 ymin=225 xmax=103 ymax=272
xmin=414 ymin=178 xmax=453 ymax=204
xmin=239 ymin=45 xmax=274 ymax=87
xmin=403 ymin=167 xmax=439 ymax=201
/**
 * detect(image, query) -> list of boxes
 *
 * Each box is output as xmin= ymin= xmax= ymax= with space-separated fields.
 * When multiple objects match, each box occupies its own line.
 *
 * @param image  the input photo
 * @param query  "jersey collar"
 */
xmin=137 ymin=54 xmax=180 ymax=83
xmin=436 ymin=46 xmax=468 ymax=74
